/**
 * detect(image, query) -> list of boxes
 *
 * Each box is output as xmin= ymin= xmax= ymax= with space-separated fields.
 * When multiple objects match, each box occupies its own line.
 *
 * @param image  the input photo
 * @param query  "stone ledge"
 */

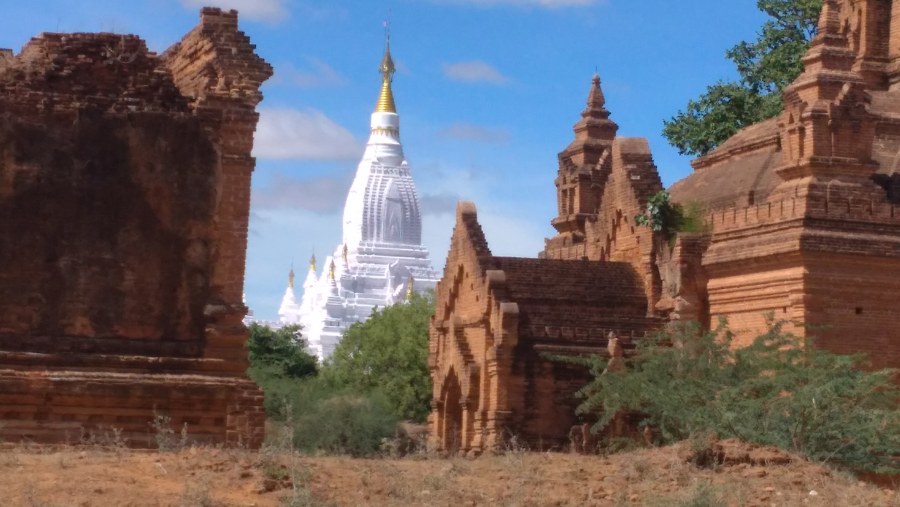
xmin=0 ymin=369 xmax=263 ymax=448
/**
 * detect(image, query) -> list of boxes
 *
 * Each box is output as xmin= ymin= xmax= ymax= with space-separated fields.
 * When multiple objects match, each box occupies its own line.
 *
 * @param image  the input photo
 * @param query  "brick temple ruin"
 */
xmin=0 ymin=8 xmax=272 ymax=447
xmin=430 ymin=0 xmax=900 ymax=453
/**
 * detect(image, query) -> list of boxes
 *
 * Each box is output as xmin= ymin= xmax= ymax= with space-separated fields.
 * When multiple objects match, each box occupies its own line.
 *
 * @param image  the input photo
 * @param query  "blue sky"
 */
xmin=1 ymin=1 xmax=768 ymax=320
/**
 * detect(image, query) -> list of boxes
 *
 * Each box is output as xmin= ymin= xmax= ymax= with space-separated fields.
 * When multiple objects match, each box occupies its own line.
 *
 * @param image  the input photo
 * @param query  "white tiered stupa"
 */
xmin=278 ymin=37 xmax=439 ymax=360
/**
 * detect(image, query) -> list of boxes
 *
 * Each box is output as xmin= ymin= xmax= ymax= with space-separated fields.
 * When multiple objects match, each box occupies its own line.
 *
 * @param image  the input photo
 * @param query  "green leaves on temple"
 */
xmin=634 ymin=190 xmax=683 ymax=237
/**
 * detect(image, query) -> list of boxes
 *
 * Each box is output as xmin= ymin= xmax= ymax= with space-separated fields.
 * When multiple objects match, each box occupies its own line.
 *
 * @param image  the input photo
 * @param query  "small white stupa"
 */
xmin=280 ymin=33 xmax=438 ymax=360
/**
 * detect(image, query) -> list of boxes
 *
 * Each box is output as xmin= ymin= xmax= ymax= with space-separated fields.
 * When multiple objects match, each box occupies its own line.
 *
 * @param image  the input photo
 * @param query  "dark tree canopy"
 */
xmin=324 ymin=291 xmax=435 ymax=422
xmin=663 ymin=0 xmax=823 ymax=156
xmin=247 ymin=323 xmax=318 ymax=379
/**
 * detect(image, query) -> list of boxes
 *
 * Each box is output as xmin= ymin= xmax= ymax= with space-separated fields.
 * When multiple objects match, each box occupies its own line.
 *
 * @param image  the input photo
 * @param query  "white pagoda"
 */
xmin=278 ymin=37 xmax=438 ymax=360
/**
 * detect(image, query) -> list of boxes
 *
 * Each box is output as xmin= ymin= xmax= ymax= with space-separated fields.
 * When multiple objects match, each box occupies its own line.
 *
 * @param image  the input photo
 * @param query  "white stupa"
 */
xmin=278 ymin=36 xmax=438 ymax=360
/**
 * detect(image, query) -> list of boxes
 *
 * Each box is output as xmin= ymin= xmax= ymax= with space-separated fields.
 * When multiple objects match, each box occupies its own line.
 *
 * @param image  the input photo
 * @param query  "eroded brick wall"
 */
xmin=0 ymin=8 xmax=272 ymax=447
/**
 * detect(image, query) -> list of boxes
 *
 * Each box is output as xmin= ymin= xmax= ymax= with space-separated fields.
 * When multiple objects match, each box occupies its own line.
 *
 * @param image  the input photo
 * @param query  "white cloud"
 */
xmin=442 ymin=61 xmax=510 ymax=85
xmin=274 ymin=58 xmax=347 ymax=89
xmin=252 ymin=172 xmax=353 ymax=213
xmin=181 ymin=0 xmax=288 ymax=23
xmin=419 ymin=192 xmax=461 ymax=216
xmin=253 ymin=108 xmax=361 ymax=161
xmin=438 ymin=122 xmax=510 ymax=144
xmin=435 ymin=0 xmax=601 ymax=7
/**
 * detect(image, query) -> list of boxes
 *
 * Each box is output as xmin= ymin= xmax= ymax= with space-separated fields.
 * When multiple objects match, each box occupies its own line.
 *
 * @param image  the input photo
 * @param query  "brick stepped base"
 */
xmin=0 ymin=369 xmax=264 ymax=448
xmin=0 ymin=351 xmax=247 ymax=376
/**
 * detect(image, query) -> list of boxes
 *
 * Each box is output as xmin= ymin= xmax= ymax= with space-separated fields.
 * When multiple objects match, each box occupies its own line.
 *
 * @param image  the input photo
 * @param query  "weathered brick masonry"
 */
xmin=430 ymin=0 xmax=900 ymax=452
xmin=429 ymin=203 xmax=660 ymax=453
xmin=0 ymin=8 xmax=272 ymax=447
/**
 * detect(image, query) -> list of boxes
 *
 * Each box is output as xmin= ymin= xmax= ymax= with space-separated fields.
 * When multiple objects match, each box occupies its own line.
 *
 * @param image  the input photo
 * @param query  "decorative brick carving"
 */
xmin=0 ymin=8 xmax=272 ymax=447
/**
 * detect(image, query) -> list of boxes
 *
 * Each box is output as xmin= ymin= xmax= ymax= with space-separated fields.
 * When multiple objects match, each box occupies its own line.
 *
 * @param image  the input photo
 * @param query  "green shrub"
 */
xmin=635 ymin=190 xmax=683 ymax=237
xmin=635 ymin=192 xmax=711 ymax=241
xmin=576 ymin=319 xmax=900 ymax=473
xmin=286 ymin=379 xmax=399 ymax=456
xmin=676 ymin=201 xmax=710 ymax=234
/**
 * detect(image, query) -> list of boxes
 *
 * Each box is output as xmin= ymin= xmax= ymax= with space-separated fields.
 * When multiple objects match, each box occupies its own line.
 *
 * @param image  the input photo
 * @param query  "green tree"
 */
xmin=576 ymin=320 xmax=900 ymax=473
xmin=663 ymin=0 xmax=823 ymax=156
xmin=323 ymin=291 xmax=435 ymax=422
xmin=247 ymin=323 xmax=318 ymax=379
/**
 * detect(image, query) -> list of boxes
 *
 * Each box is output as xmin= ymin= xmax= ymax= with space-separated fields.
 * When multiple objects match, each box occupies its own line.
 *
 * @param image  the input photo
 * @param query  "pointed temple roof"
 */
xmin=375 ymin=34 xmax=397 ymax=113
xmin=582 ymin=73 xmax=609 ymax=118
xmin=295 ymin=34 xmax=438 ymax=360
xmin=561 ymin=72 xmax=618 ymax=168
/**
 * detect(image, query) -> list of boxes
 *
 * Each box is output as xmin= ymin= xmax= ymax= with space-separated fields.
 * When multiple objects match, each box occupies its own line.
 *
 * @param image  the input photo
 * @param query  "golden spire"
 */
xmin=342 ymin=244 xmax=348 ymax=264
xmin=375 ymin=22 xmax=397 ymax=113
xmin=328 ymin=259 xmax=336 ymax=280
xmin=309 ymin=254 xmax=316 ymax=272
xmin=405 ymin=275 xmax=414 ymax=302
xmin=288 ymin=265 xmax=295 ymax=289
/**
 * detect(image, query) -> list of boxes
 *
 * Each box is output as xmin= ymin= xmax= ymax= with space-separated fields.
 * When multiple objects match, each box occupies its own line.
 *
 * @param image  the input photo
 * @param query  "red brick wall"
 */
xmin=804 ymin=254 xmax=900 ymax=369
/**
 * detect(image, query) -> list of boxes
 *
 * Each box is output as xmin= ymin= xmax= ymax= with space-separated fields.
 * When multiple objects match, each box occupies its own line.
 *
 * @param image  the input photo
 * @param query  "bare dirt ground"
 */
xmin=0 ymin=440 xmax=896 ymax=507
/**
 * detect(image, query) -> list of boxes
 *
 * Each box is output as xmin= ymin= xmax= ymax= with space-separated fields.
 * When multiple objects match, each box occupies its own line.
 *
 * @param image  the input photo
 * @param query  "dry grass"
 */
xmin=0 ymin=439 xmax=895 ymax=506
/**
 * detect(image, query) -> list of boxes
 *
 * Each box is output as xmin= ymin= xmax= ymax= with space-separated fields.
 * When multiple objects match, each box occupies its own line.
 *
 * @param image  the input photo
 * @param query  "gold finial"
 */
xmin=405 ymin=275 xmax=415 ymax=301
xmin=288 ymin=265 xmax=295 ymax=289
xmin=309 ymin=254 xmax=316 ymax=272
xmin=328 ymin=259 xmax=336 ymax=280
xmin=342 ymin=244 xmax=348 ymax=263
xmin=375 ymin=20 xmax=397 ymax=113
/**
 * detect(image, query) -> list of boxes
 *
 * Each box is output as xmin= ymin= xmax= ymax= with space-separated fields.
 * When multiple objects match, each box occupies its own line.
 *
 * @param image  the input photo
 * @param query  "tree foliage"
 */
xmin=577 ymin=320 xmax=900 ymax=473
xmin=288 ymin=387 xmax=399 ymax=457
xmin=247 ymin=323 xmax=318 ymax=379
xmin=663 ymin=0 xmax=823 ymax=156
xmin=324 ymin=291 xmax=435 ymax=422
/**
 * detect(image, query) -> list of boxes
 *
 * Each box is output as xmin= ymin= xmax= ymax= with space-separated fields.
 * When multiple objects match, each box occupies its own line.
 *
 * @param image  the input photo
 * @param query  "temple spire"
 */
xmin=375 ymin=23 xmax=397 ymax=113
xmin=582 ymin=72 xmax=609 ymax=119
xmin=309 ymin=254 xmax=316 ymax=272
xmin=288 ymin=264 xmax=295 ymax=289
xmin=565 ymin=72 xmax=618 ymax=157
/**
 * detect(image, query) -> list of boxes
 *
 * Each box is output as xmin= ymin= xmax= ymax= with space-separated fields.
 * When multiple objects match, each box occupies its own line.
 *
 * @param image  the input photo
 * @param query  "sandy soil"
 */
xmin=0 ymin=440 xmax=896 ymax=506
